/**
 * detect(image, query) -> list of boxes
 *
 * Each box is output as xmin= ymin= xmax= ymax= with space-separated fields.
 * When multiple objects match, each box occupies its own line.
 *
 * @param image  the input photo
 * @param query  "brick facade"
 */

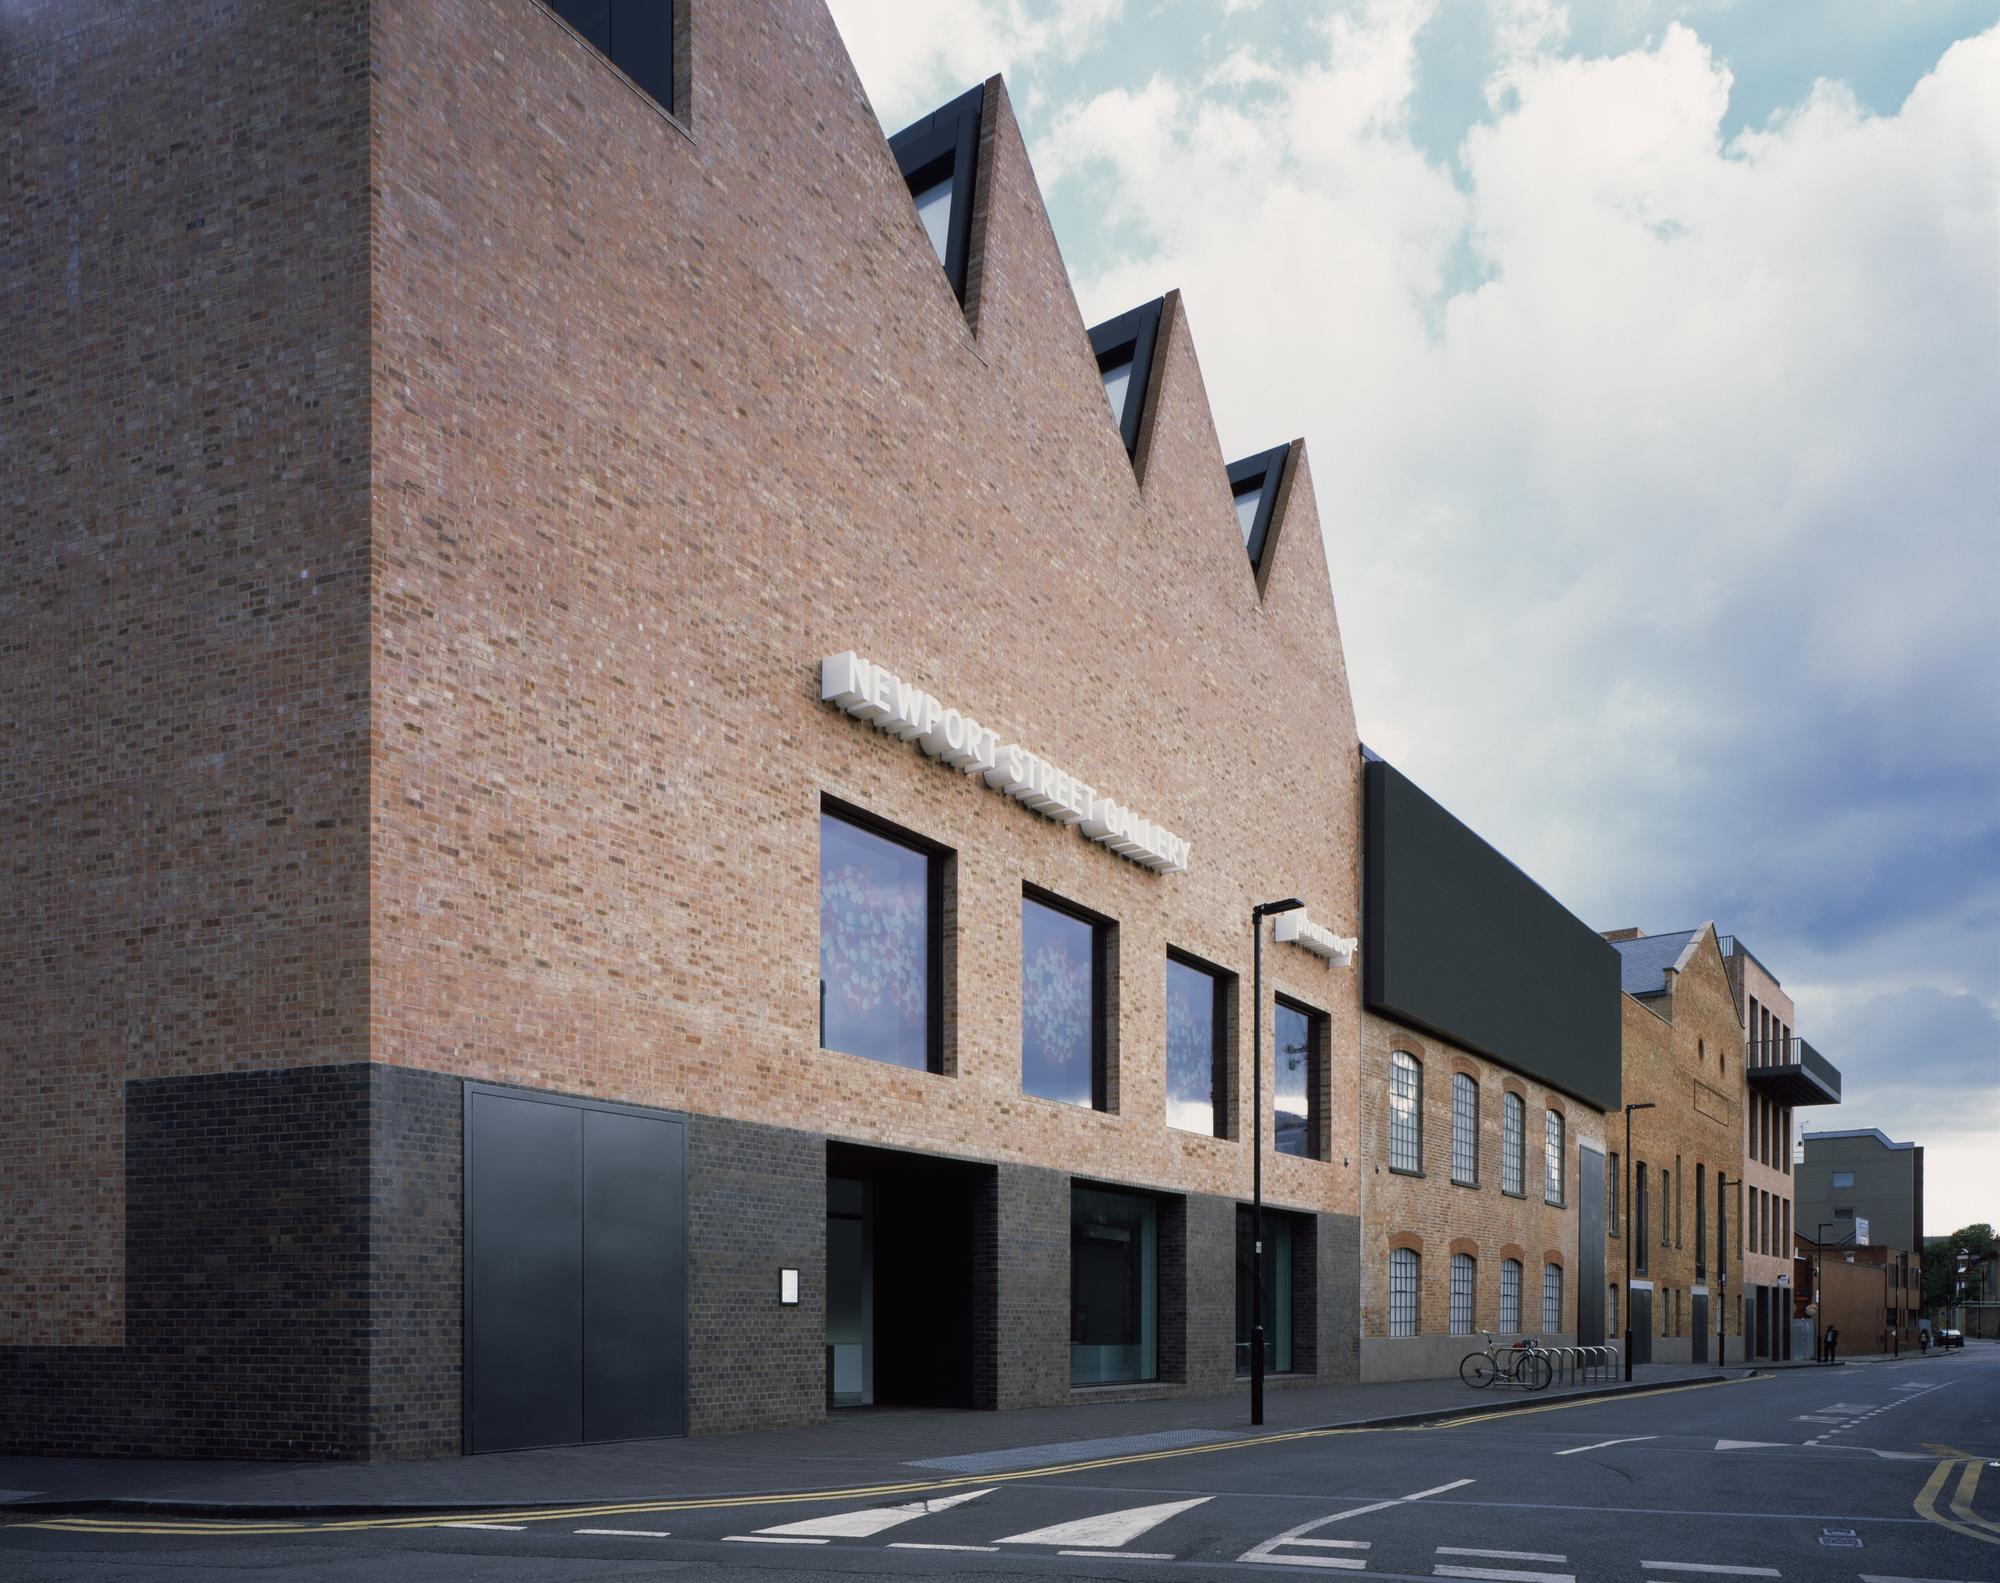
xmin=1358 ymin=1013 xmax=1607 ymax=1380
xmin=5 ymin=0 xmax=1370 ymax=1453
xmin=1722 ymin=942 xmax=1798 ymax=1357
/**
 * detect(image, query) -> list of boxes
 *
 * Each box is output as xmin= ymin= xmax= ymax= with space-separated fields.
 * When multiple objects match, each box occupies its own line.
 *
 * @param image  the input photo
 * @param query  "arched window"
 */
xmin=1500 ymin=1258 xmax=1523 ymax=1332
xmin=1543 ymin=1262 xmax=1564 ymax=1334
xmin=1451 ymin=1073 xmax=1479 ymax=1186
xmin=1449 ymin=1252 xmax=1476 ymax=1334
xmin=1389 ymin=1246 xmax=1420 ymax=1337
xmin=1389 ymin=1052 xmax=1421 ymax=1173
xmin=1543 ymin=1109 xmax=1565 ymax=1205
xmin=1501 ymin=1092 xmax=1525 ymax=1195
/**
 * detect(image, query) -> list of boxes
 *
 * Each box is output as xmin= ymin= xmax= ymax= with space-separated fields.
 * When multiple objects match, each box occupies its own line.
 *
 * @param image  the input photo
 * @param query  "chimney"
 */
xmin=1602 ymin=927 xmax=1644 ymax=942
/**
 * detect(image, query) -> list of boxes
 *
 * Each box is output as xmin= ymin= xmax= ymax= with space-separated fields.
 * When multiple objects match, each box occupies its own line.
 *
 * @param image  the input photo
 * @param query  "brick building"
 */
xmin=3 ymin=0 xmax=1379 ymax=1459
xmin=1604 ymin=926 xmax=1745 ymax=1363
xmin=1356 ymin=758 xmax=1620 ymax=1381
xmin=1720 ymin=935 xmax=1840 ymax=1361
xmin=1794 ymin=1239 xmax=1923 ymax=1357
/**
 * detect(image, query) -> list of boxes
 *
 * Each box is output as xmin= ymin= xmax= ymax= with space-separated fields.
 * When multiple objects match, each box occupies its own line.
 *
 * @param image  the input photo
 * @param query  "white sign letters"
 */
xmin=820 ymin=651 xmax=1191 ymax=874
xmin=1275 ymin=909 xmax=1357 ymax=966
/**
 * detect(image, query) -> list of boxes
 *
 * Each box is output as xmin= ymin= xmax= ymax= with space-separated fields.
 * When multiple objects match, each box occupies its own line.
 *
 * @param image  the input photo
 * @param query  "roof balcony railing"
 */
xmin=1743 ymin=1034 xmax=1841 ymax=1106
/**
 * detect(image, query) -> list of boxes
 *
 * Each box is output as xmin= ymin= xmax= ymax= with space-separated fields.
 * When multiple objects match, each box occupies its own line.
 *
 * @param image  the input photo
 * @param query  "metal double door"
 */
xmin=465 ymin=1084 xmax=688 ymax=1452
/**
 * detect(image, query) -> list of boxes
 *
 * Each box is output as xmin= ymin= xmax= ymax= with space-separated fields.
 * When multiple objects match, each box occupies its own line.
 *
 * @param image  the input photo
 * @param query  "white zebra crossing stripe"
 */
xmin=1641 ymin=1564 xmax=1780 ymax=1577
xmin=573 ymin=1528 xmax=671 ymax=1537
xmin=1438 ymin=1549 xmax=1568 ymax=1563
xmin=749 ymin=1486 xmax=993 ymax=1539
xmin=996 ymin=1496 xmax=1212 ymax=1548
xmin=1434 ymin=1566 xmax=1575 ymax=1583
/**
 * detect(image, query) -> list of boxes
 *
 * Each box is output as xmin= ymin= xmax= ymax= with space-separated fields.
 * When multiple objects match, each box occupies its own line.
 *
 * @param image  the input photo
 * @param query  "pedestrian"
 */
xmin=1824 ymin=1323 xmax=1839 ymax=1363
xmin=1919 ymin=1326 xmax=1930 ymax=1353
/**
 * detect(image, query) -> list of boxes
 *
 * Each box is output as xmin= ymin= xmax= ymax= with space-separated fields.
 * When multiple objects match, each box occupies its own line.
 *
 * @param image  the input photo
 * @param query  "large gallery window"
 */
xmin=1021 ymin=891 xmax=1107 ymax=1109
xmin=1389 ymin=1052 xmax=1422 ymax=1173
xmin=818 ymin=806 xmax=942 ymax=1072
xmin=1071 ymin=1186 xmax=1158 ymax=1386
xmin=1451 ymin=1073 xmax=1479 ymax=1186
xmin=1274 ymin=997 xmax=1324 ymax=1159
xmin=1166 ymin=952 xmax=1229 ymax=1137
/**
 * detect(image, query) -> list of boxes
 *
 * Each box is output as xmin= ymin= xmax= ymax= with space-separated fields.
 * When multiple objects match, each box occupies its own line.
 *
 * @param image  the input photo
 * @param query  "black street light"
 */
xmin=1623 ymin=1101 xmax=1656 ymax=1381
xmin=1717 ymin=1174 xmax=1731 ymax=1367
xmin=1249 ymin=896 xmax=1305 ymax=1427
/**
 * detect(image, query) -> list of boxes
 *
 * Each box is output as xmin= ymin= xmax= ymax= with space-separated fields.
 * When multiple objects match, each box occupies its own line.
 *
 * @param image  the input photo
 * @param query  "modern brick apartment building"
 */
xmin=1356 ymin=758 xmax=1620 ymax=1381
xmin=1720 ymin=935 xmax=1840 ymax=1360
xmin=1604 ymin=926 xmax=1746 ymax=1363
xmin=3 ymin=0 xmax=1383 ymax=1459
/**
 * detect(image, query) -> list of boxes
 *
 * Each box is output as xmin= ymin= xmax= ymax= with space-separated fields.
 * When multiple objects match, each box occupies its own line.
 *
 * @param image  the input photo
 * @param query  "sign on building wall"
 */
xmin=821 ymin=652 xmax=1191 ymax=874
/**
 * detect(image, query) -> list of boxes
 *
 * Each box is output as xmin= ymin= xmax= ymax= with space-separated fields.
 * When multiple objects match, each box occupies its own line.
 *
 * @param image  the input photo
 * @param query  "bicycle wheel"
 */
xmin=1521 ymin=1351 xmax=1553 ymax=1391
xmin=1459 ymin=1351 xmax=1497 ymax=1388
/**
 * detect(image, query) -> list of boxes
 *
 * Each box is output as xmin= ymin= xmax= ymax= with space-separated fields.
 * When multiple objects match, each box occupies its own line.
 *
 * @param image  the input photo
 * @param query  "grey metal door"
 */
xmin=1575 ymin=1147 xmax=1605 ymax=1345
xmin=1692 ymin=1293 xmax=1709 ymax=1361
xmin=1629 ymin=1288 xmax=1653 ymax=1364
xmin=466 ymin=1085 xmax=686 ymax=1452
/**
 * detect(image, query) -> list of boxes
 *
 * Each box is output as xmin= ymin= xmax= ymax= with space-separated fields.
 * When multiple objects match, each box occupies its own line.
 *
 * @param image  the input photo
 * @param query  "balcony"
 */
xmin=1744 ymin=1035 xmax=1841 ymax=1106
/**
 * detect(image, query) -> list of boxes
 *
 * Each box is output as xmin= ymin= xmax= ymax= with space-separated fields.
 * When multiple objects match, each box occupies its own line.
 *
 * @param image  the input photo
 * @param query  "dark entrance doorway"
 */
xmin=1692 ymin=1292 xmax=1709 ymax=1361
xmin=825 ymin=1142 xmax=991 ymax=1411
xmin=464 ymin=1085 xmax=687 ymax=1453
xmin=1629 ymin=1286 xmax=1654 ymax=1364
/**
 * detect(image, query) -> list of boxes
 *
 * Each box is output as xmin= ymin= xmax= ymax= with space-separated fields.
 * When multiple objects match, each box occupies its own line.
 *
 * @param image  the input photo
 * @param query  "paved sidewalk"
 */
xmin=0 ymin=1363 xmax=1729 ymax=1516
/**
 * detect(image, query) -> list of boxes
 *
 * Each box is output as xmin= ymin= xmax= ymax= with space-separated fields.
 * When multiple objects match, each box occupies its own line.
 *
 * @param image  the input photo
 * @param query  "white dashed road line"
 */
xmin=573 ymin=1527 xmax=671 ymax=1537
xmin=1058 ymin=1550 xmax=1178 ymax=1560
xmin=1433 ymin=1565 xmax=1576 ymax=1583
xmin=441 ymin=1523 xmax=525 ymax=1532
xmin=888 ymin=1542 xmax=1000 ymax=1552
xmin=1554 ymin=1436 xmax=1657 ymax=1456
xmin=1642 ymin=1564 xmax=1782 ymax=1577
xmin=1437 ymin=1548 xmax=1569 ymax=1562
xmin=722 ymin=1534 xmax=827 ymax=1545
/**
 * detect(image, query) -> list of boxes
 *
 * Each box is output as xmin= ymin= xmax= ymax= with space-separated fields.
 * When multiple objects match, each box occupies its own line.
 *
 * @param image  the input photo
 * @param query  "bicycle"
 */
xmin=1459 ymin=1332 xmax=1552 ymax=1390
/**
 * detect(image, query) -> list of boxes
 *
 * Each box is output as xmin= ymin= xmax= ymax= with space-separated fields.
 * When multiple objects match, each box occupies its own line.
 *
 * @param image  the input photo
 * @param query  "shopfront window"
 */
xmin=1021 ymin=893 xmax=1104 ymax=1109
xmin=1071 ymin=1186 xmax=1158 ymax=1385
xmin=1166 ymin=954 xmax=1227 ymax=1136
xmin=1235 ymin=1209 xmax=1294 ymax=1375
xmin=1274 ymin=998 xmax=1321 ymax=1158
xmin=819 ymin=808 xmax=938 ymax=1071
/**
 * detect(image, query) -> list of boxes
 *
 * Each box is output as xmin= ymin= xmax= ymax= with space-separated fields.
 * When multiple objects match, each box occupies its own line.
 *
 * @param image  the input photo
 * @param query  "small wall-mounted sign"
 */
xmin=779 ymin=1268 xmax=800 ymax=1306
xmin=1274 ymin=908 xmax=1357 ymax=966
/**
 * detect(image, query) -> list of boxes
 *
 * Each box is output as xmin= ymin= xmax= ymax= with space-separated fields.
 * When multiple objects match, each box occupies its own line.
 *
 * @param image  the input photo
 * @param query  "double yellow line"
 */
xmin=18 ymin=1373 xmax=1748 ymax=1540
xmin=1914 ymin=1452 xmax=2000 ymax=1547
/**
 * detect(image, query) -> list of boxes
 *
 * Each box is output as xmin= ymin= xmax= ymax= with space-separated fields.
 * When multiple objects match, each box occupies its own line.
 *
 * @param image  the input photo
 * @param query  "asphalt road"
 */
xmin=7 ymin=1347 xmax=1998 ymax=1582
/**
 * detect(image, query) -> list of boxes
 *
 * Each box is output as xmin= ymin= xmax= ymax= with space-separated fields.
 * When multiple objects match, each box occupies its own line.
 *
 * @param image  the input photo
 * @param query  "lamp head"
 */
xmin=1256 ymin=897 xmax=1306 ymax=918
xmin=1626 ymin=1101 xmax=1657 ymax=1114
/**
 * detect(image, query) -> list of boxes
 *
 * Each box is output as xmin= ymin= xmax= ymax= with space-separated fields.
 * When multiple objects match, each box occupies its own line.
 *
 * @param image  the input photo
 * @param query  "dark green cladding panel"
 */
xmin=1363 ymin=758 xmax=1621 ymax=1112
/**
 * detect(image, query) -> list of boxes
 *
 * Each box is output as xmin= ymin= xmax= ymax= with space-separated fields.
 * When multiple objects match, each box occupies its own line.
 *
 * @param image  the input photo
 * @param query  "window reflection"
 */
xmin=1274 ymin=999 xmax=1313 ymax=1158
xmin=1022 ymin=896 xmax=1099 ymax=1108
xmin=819 ymin=811 xmax=932 ymax=1070
xmin=1071 ymin=1187 xmax=1157 ymax=1384
xmin=1166 ymin=955 xmax=1223 ymax=1135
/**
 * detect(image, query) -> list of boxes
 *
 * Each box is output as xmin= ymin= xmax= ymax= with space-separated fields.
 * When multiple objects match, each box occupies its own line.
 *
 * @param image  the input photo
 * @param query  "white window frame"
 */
xmin=1543 ymin=1109 xmax=1565 ymax=1206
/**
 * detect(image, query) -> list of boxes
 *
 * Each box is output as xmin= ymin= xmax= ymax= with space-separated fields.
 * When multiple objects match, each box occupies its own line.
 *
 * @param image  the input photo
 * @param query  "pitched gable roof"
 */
xmin=1610 ymin=929 xmax=1697 ymax=997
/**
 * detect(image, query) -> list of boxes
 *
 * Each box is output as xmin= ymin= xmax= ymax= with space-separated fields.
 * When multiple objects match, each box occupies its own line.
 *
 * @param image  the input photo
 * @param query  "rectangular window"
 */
xmin=1389 ymin=1247 xmax=1420 ymax=1337
xmin=1675 ymin=1153 xmax=1683 ymax=1248
xmin=1661 ymin=1168 xmax=1671 ymax=1247
xmin=1608 ymin=1149 xmax=1620 ymax=1232
xmin=547 ymin=0 xmax=675 ymax=115
xmin=1502 ymin=1092 xmax=1526 ymax=1196
xmin=1636 ymin=1164 xmax=1650 ymax=1276
xmin=1544 ymin=1110 xmax=1565 ymax=1206
xmin=1389 ymin=1052 xmax=1422 ymax=1173
xmin=1166 ymin=953 xmax=1229 ymax=1136
xmin=1274 ymin=998 xmax=1324 ymax=1159
xmin=819 ymin=807 xmax=941 ymax=1072
xmin=1501 ymin=1259 xmax=1523 ymax=1332
xmin=1451 ymin=1074 xmax=1479 ymax=1185
xmin=1782 ymin=1198 xmax=1790 ymax=1254
xmin=1831 ymin=1170 xmax=1855 ymax=1189
xmin=1071 ymin=1186 xmax=1158 ymax=1385
xmin=1236 ymin=1210 xmax=1294 ymax=1375
xmin=1608 ymin=1281 xmax=1619 ymax=1338
xmin=1450 ymin=1253 xmax=1476 ymax=1335
xmin=1696 ymin=1163 xmax=1707 ymax=1278
xmin=1021 ymin=891 xmax=1107 ymax=1110
xmin=1543 ymin=1263 xmax=1563 ymax=1334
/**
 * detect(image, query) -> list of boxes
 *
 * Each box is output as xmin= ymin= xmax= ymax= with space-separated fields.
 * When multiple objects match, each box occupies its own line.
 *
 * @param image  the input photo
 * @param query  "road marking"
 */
xmin=574 ymin=1527 xmax=671 ymax=1537
xmin=722 ymin=1534 xmax=827 ymax=1545
xmin=1242 ymin=1481 xmax=1474 ymax=1569
xmin=890 ymin=1542 xmax=1001 ymax=1552
xmin=1434 ymin=1567 xmax=1574 ymax=1583
xmin=997 ymin=1496 xmax=1211 ymax=1548
xmin=1554 ymin=1436 xmax=1656 ymax=1455
xmin=1949 ymin=1459 xmax=2000 ymax=1535
xmin=1862 ymin=1575 xmax=1985 ymax=1582
xmin=1058 ymin=1550 xmax=1177 ymax=1559
xmin=750 ymin=1486 xmax=991 ymax=1538
xmin=1291 ymin=1539 xmax=1372 ymax=1548
xmin=1714 ymin=1441 xmax=1790 ymax=1451
xmin=1915 ymin=1457 xmax=2000 ymax=1548
xmin=1640 ymin=1565 xmax=1780 ymax=1576
xmin=1438 ymin=1548 xmax=1567 ymax=1563
xmin=441 ymin=1522 xmax=526 ymax=1531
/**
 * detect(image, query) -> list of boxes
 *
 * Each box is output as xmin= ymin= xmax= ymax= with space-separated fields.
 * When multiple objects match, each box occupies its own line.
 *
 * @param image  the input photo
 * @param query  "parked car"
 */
xmin=1936 ymin=1327 xmax=1965 ymax=1350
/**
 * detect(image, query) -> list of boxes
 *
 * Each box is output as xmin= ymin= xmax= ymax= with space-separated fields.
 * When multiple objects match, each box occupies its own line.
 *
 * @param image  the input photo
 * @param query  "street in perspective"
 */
xmin=5 ymin=1 xmax=1996 ymax=1582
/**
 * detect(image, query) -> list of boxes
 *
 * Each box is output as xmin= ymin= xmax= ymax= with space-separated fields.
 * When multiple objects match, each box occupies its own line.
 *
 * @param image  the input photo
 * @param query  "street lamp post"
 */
xmin=1623 ymin=1101 xmax=1656 ymax=1382
xmin=1815 ymin=1221 xmax=1835 ymax=1361
xmin=1717 ymin=1174 xmax=1731 ymax=1367
xmin=1249 ymin=897 xmax=1305 ymax=1428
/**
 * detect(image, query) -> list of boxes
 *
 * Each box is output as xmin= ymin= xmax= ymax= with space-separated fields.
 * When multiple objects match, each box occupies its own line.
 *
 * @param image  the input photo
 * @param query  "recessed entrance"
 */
xmin=825 ymin=1142 xmax=992 ymax=1410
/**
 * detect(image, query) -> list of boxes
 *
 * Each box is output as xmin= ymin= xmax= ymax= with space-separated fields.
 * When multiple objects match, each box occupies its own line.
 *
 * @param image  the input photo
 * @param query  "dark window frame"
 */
xmin=1166 ymin=944 xmax=1235 ymax=1140
xmin=543 ymin=0 xmax=681 ymax=119
xmin=1636 ymin=1162 xmax=1650 ymax=1276
xmin=1226 ymin=442 xmax=1290 ymax=569
xmin=818 ymin=795 xmax=948 ymax=1075
xmin=1021 ymin=883 xmax=1111 ymax=1112
xmin=1388 ymin=1049 xmax=1423 ymax=1176
xmin=1088 ymin=298 xmax=1164 ymax=460
xmin=1274 ymin=992 xmax=1329 ymax=1162
xmin=888 ymin=84 xmax=984 ymax=308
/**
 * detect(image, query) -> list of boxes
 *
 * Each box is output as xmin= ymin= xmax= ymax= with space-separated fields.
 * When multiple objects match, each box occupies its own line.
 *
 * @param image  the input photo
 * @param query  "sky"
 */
xmin=825 ymin=0 xmax=2000 ymax=1238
